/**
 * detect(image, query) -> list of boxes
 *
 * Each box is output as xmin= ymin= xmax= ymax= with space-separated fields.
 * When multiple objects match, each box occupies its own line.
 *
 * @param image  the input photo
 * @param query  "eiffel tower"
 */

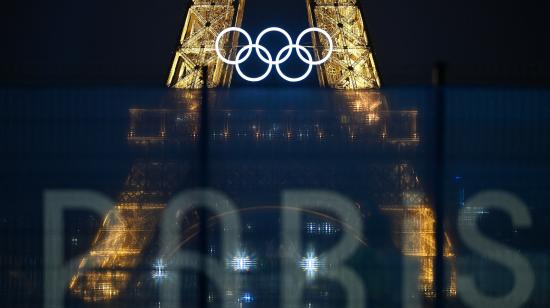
xmin=166 ymin=0 xmax=380 ymax=89
xmin=69 ymin=0 xmax=456 ymax=304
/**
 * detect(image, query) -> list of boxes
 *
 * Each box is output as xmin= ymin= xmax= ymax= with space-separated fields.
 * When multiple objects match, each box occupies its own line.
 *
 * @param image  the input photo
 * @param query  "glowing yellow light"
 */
xmin=168 ymin=0 xmax=379 ymax=89
xmin=366 ymin=112 xmax=380 ymax=124
xmin=306 ymin=0 xmax=380 ymax=89
xmin=167 ymin=0 xmax=246 ymax=88
xmin=381 ymin=169 xmax=457 ymax=298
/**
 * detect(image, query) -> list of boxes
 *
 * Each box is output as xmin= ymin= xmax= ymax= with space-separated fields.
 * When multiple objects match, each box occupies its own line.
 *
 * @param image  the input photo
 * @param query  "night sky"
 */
xmin=2 ymin=0 xmax=550 ymax=86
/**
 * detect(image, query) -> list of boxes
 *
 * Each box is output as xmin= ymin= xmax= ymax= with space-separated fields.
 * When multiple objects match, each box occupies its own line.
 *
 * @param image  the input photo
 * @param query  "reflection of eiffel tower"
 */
xmin=381 ymin=176 xmax=457 ymax=298
xmin=166 ymin=0 xmax=380 ymax=89
xmin=69 ymin=93 xmax=201 ymax=302
xmin=69 ymin=91 xmax=457 ymax=302
xmin=69 ymin=162 xmax=182 ymax=301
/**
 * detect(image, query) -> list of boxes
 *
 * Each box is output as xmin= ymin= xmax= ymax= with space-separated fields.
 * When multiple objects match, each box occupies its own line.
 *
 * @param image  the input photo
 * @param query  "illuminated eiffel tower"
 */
xmin=69 ymin=95 xmax=201 ymax=302
xmin=306 ymin=0 xmax=381 ymax=89
xmin=166 ymin=0 xmax=246 ymax=88
xmin=166 ymin=0 xmax=380 ymax=89
xmin=69 ymin=0 xmax=455 ymax=304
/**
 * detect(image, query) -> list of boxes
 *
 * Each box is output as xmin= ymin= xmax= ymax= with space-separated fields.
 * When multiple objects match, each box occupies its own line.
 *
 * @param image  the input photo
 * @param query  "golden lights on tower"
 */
xmin=383 ymin=191 xmax=457 ymax=298
xmin=306 ymin=0 xmax=381 ymax=89
xmin=69 ymin=0 xmax=454 ymax=303
xmin=167 ymin=0 xmax=245 ymax=89
xmin=69 ymin=162 xmax=170 ymax=302
xmin=167 ymin=0 xmax=380 ymax=89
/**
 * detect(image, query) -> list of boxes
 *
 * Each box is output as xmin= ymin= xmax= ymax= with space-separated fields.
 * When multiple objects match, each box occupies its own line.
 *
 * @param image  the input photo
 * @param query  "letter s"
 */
xmin=458 ymin=190 xmax=534 ymax=308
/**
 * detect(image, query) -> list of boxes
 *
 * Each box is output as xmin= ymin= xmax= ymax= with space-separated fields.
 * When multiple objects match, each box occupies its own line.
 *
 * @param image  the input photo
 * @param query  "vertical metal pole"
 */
xmin=199 ymin=66 xmax=210 ymax=308
xmin=433 ymin=62 xmax=447 ymax=308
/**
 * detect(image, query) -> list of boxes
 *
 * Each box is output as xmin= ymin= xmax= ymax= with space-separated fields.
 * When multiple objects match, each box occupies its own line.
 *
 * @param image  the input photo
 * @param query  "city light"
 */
xmin=300 ymin=251 xmax=321 ymax=278
xmin=152 ymin=259 xmax=167 ymax=280
xmin=306 ymin=222 xmax=338 ymax=235
xmin=240 ymin=292 xmax=254 ymax=303
xmin=228 ymin=251 xmax=256 ymax=272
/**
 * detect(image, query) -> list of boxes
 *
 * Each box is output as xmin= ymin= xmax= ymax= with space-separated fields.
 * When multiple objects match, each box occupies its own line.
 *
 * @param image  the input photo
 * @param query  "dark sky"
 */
xmin=2 ymin=0 xmax=550 ymax=86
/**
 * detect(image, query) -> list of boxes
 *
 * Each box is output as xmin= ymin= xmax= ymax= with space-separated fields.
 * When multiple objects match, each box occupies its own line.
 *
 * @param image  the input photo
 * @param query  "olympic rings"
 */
xmin=255 ymin=27 xmax=293 ymax=65
xmin=296 ymin=28 xmax=333 ymax=65
xmin=215 ymin=27 xmax=253 ymax=65
xmin=235 ymin=44 xmax=273 ymax=82
xmin=276 ymin=44 xmax=313 ymax=83
xmin=215 ymin=27 xmax=333 ymax=83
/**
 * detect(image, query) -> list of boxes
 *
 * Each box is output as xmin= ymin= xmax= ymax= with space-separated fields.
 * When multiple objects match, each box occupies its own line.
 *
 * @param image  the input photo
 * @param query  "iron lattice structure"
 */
xmin=306 ymin=0 xmax=380 ymax=89
xmin=69 ymin=96 xmax=202 ymax=301
xmin=69 ymin=161 xmax=184 ymax=301
xmin=68 ymin=92 xmax=457 ymax=301
xmin=167 ymin=0 xmax=380 ymax=89
xmin=70 ymin=0 xmax=452 ymax=301
xmin=166 ymin=0 xmax=245 ymax=89
xmin=380 ymin=165 xmax=457 ymax=298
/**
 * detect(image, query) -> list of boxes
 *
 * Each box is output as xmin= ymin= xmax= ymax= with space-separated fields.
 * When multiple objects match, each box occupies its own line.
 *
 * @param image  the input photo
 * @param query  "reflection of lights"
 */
xmin=152 ymin=259 xmax=167 ymax=280
xmin=351 ymin=97 xmax=382 ymax=113
xmin=354 ymin=101 xmax=362 ymax=111
xmin=366 ymin=112 xmax=380 ymax=124
xmin=228 ymin=251 xmax=256 ymax=272
xmin=223 ymin=122 xmax=230 ymax=139
xmin=97 ymin=282 xmax=118 ymax=298
xmin=306 ymin=222 xmax=315 ymax=233
xmin=323 ymin=222 xmax=333 ymax=234
xmin=300 ymin=251 xmax=320 ymax=278
xmin=208 ymin=245 xmax=216 ymax=255
xmin=232 ymin=256 xmax=252 ymax=271
xmin=459 ymin=206 xmax=489 ymax=225
xmin=305 ymin=222 xmax=337 ymax=235
xmin=382 ymin=200 xmax=457 ymax=298
xmin=240 ymin=292 xmax=254 ymax=303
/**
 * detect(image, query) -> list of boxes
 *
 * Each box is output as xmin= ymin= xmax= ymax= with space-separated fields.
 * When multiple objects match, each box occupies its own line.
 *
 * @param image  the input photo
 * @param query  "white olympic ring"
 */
xmin=215 ymin=27 xmax=333 ymax=83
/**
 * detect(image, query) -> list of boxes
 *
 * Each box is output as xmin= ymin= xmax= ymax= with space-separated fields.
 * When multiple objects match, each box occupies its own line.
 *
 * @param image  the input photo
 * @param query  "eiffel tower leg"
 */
xmin=167 ymin=0 xmax=246 ymax=89
xmin=306 ymin=0 xmax=381 ymax=89
xmin=68 ymin=160 xmax=190 ymax=302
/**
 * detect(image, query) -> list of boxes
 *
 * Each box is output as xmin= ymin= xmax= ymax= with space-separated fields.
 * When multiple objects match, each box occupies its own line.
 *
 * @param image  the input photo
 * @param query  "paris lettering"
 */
xmin=43 ymin=189 xmax=534 ymax=308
